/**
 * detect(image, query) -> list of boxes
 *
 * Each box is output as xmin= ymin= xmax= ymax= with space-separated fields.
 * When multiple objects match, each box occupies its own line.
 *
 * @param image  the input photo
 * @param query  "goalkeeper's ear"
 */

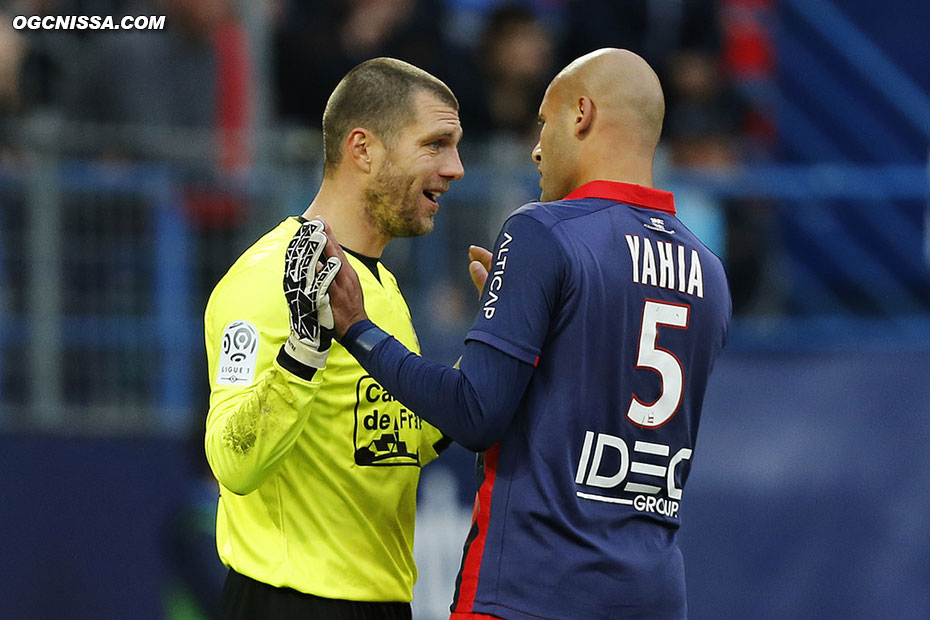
xmin=345 ymin=128 xmax=382 ymax=174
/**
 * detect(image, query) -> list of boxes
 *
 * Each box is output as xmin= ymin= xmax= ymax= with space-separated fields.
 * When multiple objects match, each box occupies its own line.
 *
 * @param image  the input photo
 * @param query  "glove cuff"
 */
xmin=278 ymin=333 xmax=328 ymax=379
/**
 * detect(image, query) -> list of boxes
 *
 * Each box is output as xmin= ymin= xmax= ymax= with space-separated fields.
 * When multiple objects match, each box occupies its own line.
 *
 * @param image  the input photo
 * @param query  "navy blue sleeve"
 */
xmin=341 ymin=320 xmax=534 ymax=451
xmin=466 ymin=212 xmax=562 ymax=364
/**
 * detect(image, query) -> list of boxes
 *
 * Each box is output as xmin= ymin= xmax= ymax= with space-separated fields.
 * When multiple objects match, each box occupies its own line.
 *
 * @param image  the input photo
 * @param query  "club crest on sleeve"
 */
xmin=217 ymin=320 xmax=259 ymax=386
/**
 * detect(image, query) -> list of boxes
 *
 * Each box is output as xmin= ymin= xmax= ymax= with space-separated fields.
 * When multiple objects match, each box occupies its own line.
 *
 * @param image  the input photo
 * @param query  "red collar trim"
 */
xmin=564 ymin=180 xmax=675 ymax=215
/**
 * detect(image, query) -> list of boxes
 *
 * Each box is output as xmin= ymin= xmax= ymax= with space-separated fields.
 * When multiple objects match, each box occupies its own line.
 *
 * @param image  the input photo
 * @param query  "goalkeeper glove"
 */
xmin=281 ymin=219 xmax=342 ymax=371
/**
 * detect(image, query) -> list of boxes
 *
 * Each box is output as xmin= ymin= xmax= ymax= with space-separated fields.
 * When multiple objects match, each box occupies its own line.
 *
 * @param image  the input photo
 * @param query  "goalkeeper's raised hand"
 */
xmin=280 ymin=219 xmax=342 ymax=371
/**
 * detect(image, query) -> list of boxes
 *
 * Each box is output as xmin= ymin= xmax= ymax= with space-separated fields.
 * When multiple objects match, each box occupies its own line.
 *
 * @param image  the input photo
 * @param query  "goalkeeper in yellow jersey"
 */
xmin=203 ymin=58 xmax=464 ymax=620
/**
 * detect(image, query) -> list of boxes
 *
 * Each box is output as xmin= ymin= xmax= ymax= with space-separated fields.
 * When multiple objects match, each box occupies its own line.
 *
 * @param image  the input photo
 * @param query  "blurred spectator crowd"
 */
xmin=0 ymin=0 xmax=774 ymax=160
xmin=0 ymin=0 xmax=779 ymax=316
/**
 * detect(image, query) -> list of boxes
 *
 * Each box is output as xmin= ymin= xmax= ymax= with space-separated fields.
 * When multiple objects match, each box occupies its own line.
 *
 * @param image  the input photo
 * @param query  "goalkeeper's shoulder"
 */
xmin=223 ymin=219 xmax=300 ymax=281
xmin=205 ymin=221 xmax=295 ymax=327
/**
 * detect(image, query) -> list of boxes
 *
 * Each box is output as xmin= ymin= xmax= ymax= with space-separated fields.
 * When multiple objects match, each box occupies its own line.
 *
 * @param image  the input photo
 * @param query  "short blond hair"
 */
xmin=322 ymin=58 xmax=458 ymax=173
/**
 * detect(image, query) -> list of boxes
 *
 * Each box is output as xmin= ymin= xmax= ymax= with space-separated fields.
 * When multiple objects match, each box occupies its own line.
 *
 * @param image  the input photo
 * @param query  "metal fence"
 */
xmin=1 ymin=119 xmax=929 ymax=434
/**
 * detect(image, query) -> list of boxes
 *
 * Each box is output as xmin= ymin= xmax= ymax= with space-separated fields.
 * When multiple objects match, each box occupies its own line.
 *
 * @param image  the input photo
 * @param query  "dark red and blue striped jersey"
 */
xmin=452 ymin=181 xmax=731 ymax=619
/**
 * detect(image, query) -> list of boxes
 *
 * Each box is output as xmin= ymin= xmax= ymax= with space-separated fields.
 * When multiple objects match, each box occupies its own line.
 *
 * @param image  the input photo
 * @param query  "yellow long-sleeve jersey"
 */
xmin=204 ymin=217 xmax=446 ymax=602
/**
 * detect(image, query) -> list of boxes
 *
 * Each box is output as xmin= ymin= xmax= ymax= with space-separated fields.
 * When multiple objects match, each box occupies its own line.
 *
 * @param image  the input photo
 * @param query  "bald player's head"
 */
xmin=532 ymin=48 xmax=666 ymax=201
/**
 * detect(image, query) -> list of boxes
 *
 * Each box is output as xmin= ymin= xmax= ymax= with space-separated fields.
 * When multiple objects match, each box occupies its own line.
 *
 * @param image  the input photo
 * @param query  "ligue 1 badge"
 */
xmin=217 ymin=320 xmax=259 ymax=385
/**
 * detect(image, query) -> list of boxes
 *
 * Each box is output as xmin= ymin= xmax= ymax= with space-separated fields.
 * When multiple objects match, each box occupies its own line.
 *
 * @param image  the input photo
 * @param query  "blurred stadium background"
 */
xmin=1 ymin=0 xmax=928 ymax=618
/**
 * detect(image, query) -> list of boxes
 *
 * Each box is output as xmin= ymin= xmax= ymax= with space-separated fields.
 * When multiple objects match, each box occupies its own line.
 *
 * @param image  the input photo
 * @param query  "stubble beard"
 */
xmin=363 ymin=160 xmax=434 ymax=239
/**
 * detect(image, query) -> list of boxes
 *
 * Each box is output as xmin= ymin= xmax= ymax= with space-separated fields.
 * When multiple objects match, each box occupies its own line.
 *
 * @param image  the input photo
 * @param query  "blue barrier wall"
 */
xmin=0 ymin=437 xmax=194 ymax=620
xmin=680 ymin=350 xmax=930 ymax=620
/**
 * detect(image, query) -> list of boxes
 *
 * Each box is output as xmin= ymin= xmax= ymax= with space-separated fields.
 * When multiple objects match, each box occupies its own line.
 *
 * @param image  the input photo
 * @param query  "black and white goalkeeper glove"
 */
xmin=281 ymin=219 xmax=342 ymax=370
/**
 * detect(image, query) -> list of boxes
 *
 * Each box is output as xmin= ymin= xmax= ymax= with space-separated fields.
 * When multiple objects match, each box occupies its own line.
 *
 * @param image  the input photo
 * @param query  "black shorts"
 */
xmin=221 ymin=569 xmax=412 ymax=620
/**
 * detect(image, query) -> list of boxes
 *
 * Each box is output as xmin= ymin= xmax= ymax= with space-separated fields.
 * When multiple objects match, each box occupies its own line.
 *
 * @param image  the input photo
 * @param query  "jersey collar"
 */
xmin=564 ymin=180 xmax=675 ymax=215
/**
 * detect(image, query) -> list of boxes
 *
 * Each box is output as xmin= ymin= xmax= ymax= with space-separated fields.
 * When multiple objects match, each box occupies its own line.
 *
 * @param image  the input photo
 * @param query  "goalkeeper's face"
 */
xmin=364 ymin=91 xmax=464 ymax=239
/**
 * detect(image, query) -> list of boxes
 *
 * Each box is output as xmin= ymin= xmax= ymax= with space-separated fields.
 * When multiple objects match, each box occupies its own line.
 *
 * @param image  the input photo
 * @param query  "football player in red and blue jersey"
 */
xmin=326 ymin=48 xmax=731 ymax=620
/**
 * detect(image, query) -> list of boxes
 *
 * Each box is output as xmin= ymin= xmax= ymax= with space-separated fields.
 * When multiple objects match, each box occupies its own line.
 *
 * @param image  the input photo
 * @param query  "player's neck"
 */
xmin=303 ymin=181 xmax=388 ymax=259
xmin=576 ymin=144 xmax=655 ymax=189
xmin=574 ymin=167 xmax=654 ymax=191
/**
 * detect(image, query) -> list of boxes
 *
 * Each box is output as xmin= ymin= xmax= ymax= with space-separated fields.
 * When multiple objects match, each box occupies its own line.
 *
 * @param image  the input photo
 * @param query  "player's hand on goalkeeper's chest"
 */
xmin=281 ymin=219 xmax=343 ymax=370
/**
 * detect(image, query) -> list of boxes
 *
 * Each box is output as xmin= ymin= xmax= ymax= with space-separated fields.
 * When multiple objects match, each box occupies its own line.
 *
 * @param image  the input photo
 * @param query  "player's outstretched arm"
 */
xmin=331 ymin=213 xmax=560 ymax=450
xmin=325 ymin=220 xmax=549 ymax=450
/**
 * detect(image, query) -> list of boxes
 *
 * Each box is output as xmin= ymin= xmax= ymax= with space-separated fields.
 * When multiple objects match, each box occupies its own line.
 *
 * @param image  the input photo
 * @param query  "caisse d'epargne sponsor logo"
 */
xmin=354 ymin=376 xmax=423 ymax=467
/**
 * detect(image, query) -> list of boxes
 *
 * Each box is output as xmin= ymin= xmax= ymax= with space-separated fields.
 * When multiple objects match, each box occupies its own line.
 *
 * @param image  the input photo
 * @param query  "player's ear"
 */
xmin=575 ymin=96 xmax=595 ymax=138
xmin=345 ymin=128 xmax=379 ymax=174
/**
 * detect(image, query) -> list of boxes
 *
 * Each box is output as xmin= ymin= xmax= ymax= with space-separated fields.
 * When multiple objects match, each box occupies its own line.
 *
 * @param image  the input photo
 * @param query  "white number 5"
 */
xmin=626 ymin=300 xmax=690 ymax=428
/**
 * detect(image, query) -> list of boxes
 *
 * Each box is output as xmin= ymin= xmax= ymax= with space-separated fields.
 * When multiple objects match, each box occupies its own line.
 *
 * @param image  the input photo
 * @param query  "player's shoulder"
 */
xmin=670 ymin=217 xmax=727 ymax=272
xmin=499 ymin=202 xmax=574 ymax=249
xmin=509 ymin=195 xmax=618 ymax=230
xmin=509 ymin=200 xmax=567 ymax=229
xmin=501 ymin=200 xmax=600 ymax=253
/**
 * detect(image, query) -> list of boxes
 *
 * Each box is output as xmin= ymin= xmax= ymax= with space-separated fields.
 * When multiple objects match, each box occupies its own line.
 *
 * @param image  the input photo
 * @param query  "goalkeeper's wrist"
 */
xmin=276 ymin=334 xmax=327 ymax=381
